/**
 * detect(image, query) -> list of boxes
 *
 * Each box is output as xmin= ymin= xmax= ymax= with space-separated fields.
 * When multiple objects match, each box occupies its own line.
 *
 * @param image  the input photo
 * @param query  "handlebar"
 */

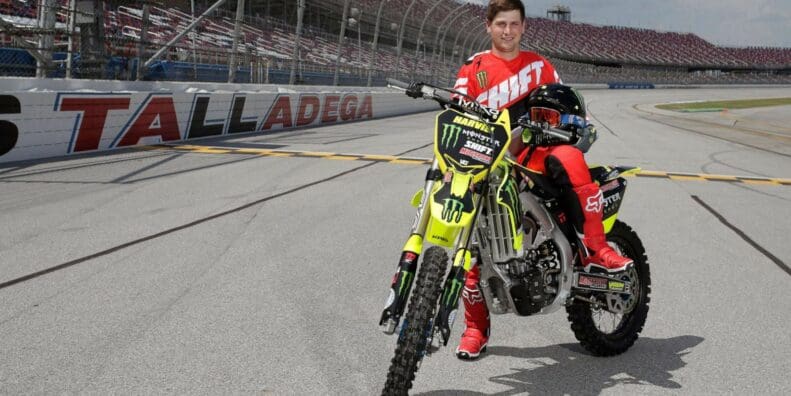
xmin=386 ymin=78 xmax=498 ymax=122
xmin=387 ymin=78 xmax=577 ymax=146
xmin=385 ymin=78 xmax=410 ymax=90
xmin=515 ymin=116 xmax=576 ymax=146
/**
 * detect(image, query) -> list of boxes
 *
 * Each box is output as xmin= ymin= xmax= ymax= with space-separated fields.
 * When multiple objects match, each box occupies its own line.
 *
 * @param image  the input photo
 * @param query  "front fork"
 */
xmin=379 ymin=160 xmax=441 ymax=334
xmin=432 ymin=172 xmax=489 ymax=344
xmin=379 ymin=160 xmax=486 ymax=347
xmin=433 ymin=244 xmax=476 ymax=346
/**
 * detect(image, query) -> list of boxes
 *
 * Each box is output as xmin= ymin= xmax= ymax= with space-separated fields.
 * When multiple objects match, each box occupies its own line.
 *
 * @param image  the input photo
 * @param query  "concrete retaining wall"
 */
xmin=0 ymin=78 xmax=435 ymax=164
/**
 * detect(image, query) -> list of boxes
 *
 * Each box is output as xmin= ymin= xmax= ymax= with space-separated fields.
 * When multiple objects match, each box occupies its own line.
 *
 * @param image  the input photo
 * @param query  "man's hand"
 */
xmin=574 ymin=124 xmax=598 ymax=153
xmin=406 ymin=82 xmax=424 ymax=99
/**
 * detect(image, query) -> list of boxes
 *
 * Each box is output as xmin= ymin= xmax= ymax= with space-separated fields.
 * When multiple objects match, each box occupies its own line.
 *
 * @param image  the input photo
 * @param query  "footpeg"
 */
xmin=381 ymin=317 xmax=398 ymax=335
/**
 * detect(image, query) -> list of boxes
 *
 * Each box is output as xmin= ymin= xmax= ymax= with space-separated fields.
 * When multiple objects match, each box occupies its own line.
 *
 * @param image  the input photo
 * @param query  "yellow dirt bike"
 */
xmin=379 ymin=79 xmax=651 ymax=395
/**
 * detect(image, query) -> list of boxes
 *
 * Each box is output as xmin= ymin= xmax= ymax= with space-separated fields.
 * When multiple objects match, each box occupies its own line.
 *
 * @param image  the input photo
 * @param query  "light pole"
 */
xmin=450 ymin=16 xmax=479 ymax=67
xmin=412 ymin=0 xmax=445 ymax=80
xmin=348 ymin=8 xmax=363 ymax=67
xmin=428 ymin=3 xmax=470 ymax=84
xmin=191 ymin=0 xmax=197 ymax=79
xmin=459 ymin=18 xmax=484 ymax=65
xmin=367 ymin=0 xmax=388 ymax=87
xmin=289 ymin=0 xmax=306 ymax=85
xmin=333 ymin=0 xmax=352 ymax=86
xmin=228 ymin=0 xmax=246 ymax=83
xmin=394 ymin=0 xmax=420 ymax=80
xmin=472 ymin=29 xmax=489 ymax=55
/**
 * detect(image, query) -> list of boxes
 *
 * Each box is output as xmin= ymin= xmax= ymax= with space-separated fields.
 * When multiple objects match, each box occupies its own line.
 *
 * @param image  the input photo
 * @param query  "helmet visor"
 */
xmin=530 ymin=107 xmax=562 ymax=127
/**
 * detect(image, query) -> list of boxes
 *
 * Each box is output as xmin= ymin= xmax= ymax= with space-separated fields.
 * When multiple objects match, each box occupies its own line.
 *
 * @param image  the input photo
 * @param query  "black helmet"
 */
xmin=523 ymin=83 xmax=587 ymax=132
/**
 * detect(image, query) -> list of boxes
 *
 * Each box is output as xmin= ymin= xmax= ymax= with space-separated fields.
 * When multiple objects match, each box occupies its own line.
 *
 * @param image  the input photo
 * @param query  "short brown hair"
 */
xmin=486 ymin=0 xmax=525 ymax=22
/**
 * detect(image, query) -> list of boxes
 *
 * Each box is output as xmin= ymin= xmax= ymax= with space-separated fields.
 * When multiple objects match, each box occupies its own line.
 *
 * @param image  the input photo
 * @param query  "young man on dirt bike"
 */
xmin=452 ymin=0 xmax=634 ymax=360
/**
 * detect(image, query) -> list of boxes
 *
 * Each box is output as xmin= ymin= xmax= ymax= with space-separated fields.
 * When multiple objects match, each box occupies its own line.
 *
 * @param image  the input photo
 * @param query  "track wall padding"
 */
xmin=0 ymin=78 xmax=435 ymax=164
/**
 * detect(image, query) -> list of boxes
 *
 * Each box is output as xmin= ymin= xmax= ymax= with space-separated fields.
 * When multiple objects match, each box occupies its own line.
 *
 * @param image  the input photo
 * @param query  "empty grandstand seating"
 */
xmin=1 ymin=0 xmax=788 ymax=84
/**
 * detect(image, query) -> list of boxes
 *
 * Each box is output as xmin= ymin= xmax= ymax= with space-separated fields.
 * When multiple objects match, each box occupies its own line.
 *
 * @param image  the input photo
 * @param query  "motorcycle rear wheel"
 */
xmin=382 ymin=246 xmax=448 ymax=396
xmin=566 ymin=220 xmax=651 ymax=356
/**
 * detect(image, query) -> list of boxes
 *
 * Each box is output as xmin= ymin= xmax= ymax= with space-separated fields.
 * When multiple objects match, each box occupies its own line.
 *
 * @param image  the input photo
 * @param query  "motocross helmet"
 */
xmin=523 ymin=83 xmax=588 ymax=132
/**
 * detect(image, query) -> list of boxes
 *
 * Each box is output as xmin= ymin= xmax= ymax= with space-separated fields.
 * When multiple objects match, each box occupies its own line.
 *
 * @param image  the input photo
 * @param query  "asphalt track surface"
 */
xmin=1 ymin=88 xmax=790 ymax=394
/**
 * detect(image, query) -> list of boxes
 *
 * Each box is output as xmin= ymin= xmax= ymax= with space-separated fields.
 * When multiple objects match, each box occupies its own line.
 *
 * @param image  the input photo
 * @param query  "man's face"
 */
xmin=486 ymin=10 xmax=524 ymax=55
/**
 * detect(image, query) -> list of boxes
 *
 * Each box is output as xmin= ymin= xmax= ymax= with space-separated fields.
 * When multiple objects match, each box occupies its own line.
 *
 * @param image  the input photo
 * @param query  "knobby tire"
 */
xmin=567 ymin=220 xmax=652 ymax=356
xmin=382 ymin=246 xmax=448 ymax=396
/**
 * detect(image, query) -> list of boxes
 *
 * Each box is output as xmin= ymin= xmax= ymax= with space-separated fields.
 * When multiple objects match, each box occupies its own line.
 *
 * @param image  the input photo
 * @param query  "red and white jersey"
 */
xmin=453 ymin=50 xmax=561 ymax=110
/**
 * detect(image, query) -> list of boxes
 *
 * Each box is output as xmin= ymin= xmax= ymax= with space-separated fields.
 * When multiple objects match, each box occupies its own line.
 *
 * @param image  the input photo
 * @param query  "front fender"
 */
xmin=425 ymin=172 xmax=475 ymax=247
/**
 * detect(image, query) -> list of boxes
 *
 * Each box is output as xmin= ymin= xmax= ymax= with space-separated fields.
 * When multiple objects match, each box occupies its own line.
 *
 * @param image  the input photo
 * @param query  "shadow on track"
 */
xmin=418 ymin=335 xmax=704 ymax=395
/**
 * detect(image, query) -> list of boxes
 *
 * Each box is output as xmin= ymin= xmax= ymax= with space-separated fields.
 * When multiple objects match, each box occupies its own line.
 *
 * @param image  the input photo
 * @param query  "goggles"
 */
xmin=529 ymin=107 xmax=587 ymax=128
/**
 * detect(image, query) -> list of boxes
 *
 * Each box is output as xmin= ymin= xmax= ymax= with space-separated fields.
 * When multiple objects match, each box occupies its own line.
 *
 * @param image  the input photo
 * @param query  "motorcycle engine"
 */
xmin=501 ymin=240 xmax=561 ymax=316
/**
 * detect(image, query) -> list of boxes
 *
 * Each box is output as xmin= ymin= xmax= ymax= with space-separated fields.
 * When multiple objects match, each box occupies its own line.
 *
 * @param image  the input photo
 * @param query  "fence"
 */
xmin=0 ymin=0 xmax=493 ymax=86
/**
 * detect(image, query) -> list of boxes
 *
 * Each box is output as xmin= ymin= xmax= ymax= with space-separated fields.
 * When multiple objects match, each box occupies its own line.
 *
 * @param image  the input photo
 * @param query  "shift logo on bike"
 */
xmin=442 ymin=198 xmax=465 ymax=223
xmin=441 ymin=123 xmax=463 ymax=148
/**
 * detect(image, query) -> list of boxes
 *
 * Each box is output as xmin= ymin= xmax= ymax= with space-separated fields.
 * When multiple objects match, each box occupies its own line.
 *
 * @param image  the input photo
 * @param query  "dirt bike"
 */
xmin=379 ymin=79 xmax=651 ymax=395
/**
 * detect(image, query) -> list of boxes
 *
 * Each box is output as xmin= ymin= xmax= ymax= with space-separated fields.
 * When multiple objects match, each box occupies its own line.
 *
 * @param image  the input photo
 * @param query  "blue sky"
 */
xmin=464 ymin=0 xmax=791 ymax=48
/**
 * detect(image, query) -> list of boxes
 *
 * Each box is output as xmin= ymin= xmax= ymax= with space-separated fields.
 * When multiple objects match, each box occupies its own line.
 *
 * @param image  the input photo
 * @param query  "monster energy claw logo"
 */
xmin=476 ymin=71 xmax=488 ymax=89
xmin=442 ymin=198 xmax=465 ymax=223
xmin=441 ymin=123 xmax=463 ymax=148
xmin=398 ymin=271 xmax=414 ymax=295
xmin=443 ymin=278 xmax=463 ymax=305
xmin=503 ymin=178 xmax=522 ymax=216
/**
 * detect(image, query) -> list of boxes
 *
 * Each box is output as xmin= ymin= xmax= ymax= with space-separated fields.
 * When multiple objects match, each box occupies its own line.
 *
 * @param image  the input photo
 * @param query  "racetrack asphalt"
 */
xmin=1 ymin=87 xmax=790 ymax=394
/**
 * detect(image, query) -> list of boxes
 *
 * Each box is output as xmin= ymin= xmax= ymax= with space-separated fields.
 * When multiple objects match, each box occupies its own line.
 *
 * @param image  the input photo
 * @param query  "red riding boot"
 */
xmin=456 ymin=265 xmax=490 ymax=360
xmin=574 ymin=183 xmax=633 ymax=273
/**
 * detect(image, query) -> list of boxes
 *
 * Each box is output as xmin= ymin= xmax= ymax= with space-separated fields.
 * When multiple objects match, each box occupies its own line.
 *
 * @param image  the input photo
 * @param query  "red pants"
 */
xmin=517 ymin=145 xmax=593 ymax=190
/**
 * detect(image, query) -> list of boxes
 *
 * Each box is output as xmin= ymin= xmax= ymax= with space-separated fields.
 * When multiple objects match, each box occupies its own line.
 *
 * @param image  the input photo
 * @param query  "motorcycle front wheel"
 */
xmin=383 ymin=246 xmax=448 ymax=396
xmin=566 ymin=220 xmax=651 ymax=356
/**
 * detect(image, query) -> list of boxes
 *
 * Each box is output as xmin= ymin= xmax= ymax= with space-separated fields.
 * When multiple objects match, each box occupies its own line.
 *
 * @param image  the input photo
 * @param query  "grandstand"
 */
xmin=1 ymin=0 xmax=789 ymax=85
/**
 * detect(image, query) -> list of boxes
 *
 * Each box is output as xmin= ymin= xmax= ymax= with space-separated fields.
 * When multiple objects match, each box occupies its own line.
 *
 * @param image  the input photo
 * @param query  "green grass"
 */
xmin=656 ymin=97 xmax=791 ymax=112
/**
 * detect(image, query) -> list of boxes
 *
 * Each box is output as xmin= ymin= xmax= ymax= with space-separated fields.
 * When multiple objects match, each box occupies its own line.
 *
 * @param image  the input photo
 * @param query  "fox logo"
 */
xmin=585 ymin=190 xmax=604 ymax=214
xmin=462 ymin=286 xmax=485 ymax=305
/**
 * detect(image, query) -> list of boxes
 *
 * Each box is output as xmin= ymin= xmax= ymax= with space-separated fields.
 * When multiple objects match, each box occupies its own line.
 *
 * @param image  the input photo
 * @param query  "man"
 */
xmin=452 ymin=0 xmax=633 ymax=360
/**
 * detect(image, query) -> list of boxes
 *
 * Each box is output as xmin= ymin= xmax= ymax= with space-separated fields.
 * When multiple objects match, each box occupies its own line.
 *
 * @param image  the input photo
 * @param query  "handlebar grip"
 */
xmin=386 ymin=78 xmax=411 ymax=90
xmin=544 ymin=126 xmax=573 ymax=141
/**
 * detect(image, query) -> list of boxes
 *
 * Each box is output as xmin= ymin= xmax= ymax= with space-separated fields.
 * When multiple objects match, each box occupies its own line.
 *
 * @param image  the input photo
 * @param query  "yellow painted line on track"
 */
xmin=194 ymin=148 xmax=232 ymax=154
xmin=361 ymin=154 xmax=400 ymax=161
xmin=700 ymin=174 xmax=740 ymax=182
xmin=326 ymin=155 xmax=362 ymax=161
xmin=234 ymin=148 xmax=270 ymax=154
xmin=149 ymin=144 xmax=789 ymax=186
xmin=633 ymin=170 xmax=668 ymax=178
xmin=741 ymin=179 xmax=780 ymax=186
xmin=299 ymin=152 xmax=336 ymax=157
xmin=390 ymin=159 xmax=432 ymax=165
xmin=669 ymin=175 xmax=705 ymax=182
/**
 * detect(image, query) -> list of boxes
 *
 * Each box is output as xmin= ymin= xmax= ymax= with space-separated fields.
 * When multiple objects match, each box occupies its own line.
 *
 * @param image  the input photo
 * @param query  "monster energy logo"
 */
xmin=398 ymin=271 xmax=414 ymax=295
xmin=442 ymin=198 xmax=465 ymax=223
xmin=443 ymin=278 xmax=463 ymax=305
xmin=476 ymin=71 xmax=488 ymax=89
xmin=441 ymin=123 xmax=463 ymax=148
xmin=502 ymin=177 xmax=522 ymax=216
